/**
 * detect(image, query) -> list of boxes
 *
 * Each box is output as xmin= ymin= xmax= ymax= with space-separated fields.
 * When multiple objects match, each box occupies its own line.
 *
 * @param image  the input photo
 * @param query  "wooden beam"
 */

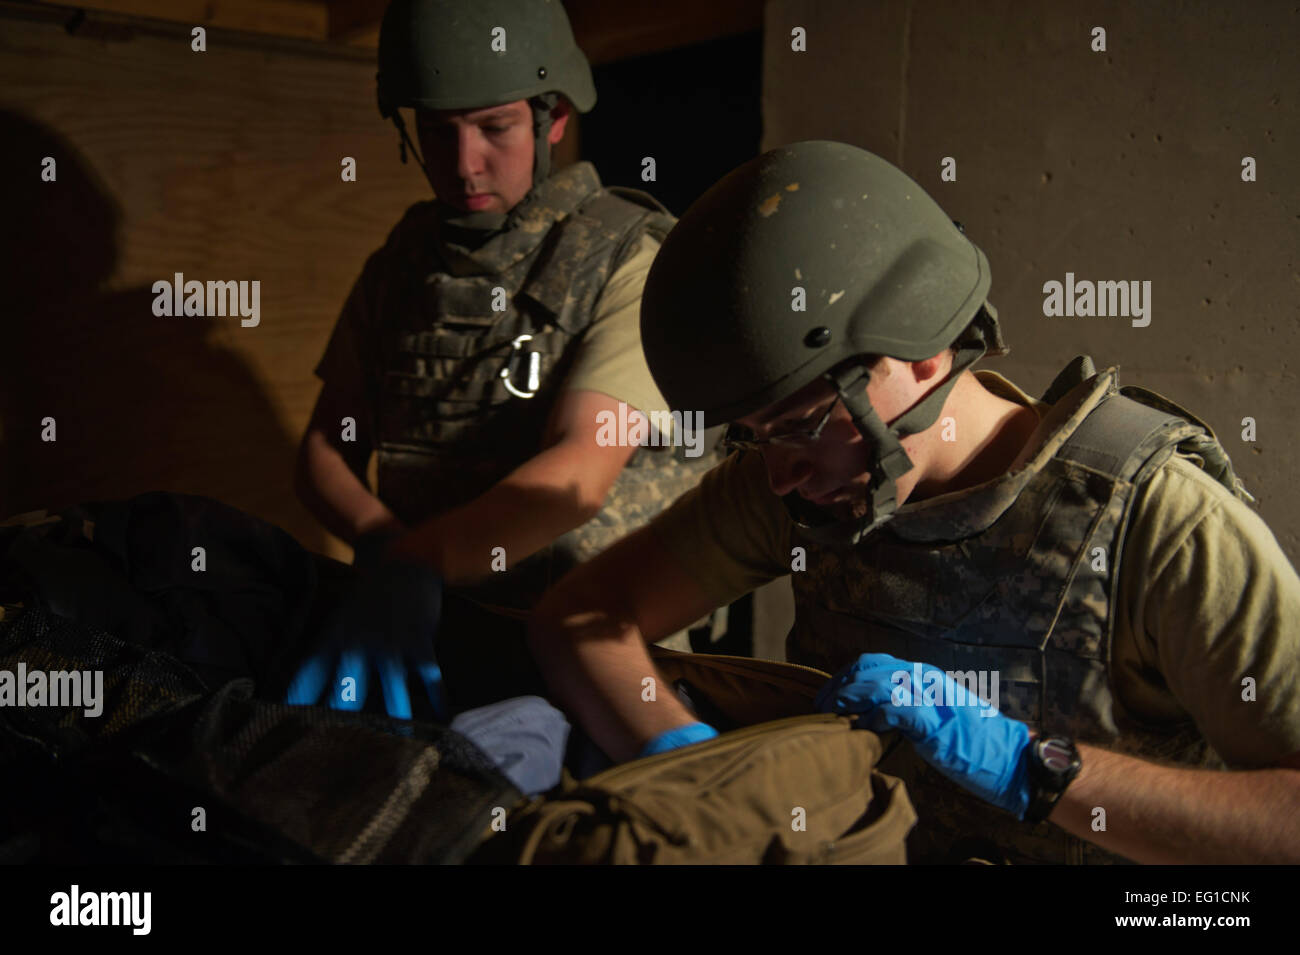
xmin=35 ymin=0 xmax=330 ymax=41
xmin=32 ymin=0 xmax=763 ymax=57
xmin=318 ymin=0 xmax=765 ymax=59
xmin=565 ymin=0 xmax=764 ymax=65
xmin=326 ymin=0 xmax=389 ymax=43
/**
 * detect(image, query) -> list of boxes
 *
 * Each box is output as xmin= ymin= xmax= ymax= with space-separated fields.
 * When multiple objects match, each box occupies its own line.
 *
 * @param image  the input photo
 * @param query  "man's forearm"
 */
xmin=297 ymin=432 xmax=401 ymax=544
xmin=1049 ymin=742 xmax=1300 ymax=863
xmin=390 ymin=441 xmax=613 ymax=585
xmin=528 ymin=605 xmax=696 ymax=762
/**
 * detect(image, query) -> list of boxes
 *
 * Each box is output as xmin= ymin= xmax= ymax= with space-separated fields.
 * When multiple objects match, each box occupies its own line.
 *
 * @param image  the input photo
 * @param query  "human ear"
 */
xmin=910 ymin=353 xmax=949 ymax=384
xmin=547 ymin=100 xmax=572 ymax=144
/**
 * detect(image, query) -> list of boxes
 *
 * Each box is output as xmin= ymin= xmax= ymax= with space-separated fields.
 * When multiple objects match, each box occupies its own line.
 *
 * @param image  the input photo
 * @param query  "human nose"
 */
xmin=456 ymin=127 xmax=486 ymax=183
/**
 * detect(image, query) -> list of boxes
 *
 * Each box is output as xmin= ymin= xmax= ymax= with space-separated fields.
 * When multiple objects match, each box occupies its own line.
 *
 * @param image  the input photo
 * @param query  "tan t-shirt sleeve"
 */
xmin=1114 ymin=453 xmax=1300 ymax=767
xmin=313 ymin=249 xmax=384 ymax=410
xmin=562 ymin=233 xmax=668 ymax=421
xmin=649 ymin=449 xmax=794 ymax=607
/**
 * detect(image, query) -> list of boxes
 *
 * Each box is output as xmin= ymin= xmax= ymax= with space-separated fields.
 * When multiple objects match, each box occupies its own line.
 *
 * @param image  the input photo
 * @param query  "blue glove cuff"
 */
xmin=1006 ymin=740 xmax=1035 ymax=820
xmin=638 ymin=722 xmax=718 ymax=758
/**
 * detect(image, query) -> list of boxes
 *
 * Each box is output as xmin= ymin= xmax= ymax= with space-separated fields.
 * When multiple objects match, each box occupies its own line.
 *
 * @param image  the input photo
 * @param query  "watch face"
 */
xmin=1039 ymin=737 xmax=1075 ymax=773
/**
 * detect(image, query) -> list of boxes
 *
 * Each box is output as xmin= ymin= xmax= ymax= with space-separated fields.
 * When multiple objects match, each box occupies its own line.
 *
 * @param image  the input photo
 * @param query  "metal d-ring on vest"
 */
xmin=500 ymin=334 xmax=542 ymax=399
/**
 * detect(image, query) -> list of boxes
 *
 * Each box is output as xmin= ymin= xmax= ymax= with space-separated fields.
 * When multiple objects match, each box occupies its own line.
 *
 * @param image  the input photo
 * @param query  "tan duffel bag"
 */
xmin=469 ymin=649 xmax=916 ymax=864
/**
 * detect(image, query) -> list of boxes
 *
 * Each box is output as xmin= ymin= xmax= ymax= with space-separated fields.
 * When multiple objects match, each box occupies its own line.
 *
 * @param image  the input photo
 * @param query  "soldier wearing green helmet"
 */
xmin=294 ymin=0 xmax=716 ymax=717
xmin=529 ymin=140 xmax=1300 ymax=864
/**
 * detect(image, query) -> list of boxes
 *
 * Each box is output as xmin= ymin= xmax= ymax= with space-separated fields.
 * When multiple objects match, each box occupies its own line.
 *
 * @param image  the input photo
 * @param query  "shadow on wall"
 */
xmin=0 ymin=109 xmax=328 ymax=555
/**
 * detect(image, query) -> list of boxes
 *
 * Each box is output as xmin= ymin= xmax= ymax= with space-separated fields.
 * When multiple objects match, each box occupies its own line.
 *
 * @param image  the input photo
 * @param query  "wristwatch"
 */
xmin=1023 ymin=735 xmax=1082 ymax=823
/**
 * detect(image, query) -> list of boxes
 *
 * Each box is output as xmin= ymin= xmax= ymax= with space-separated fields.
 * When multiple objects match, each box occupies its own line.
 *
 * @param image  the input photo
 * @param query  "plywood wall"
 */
xmin=0 ymin=8 xmax=573 ymax=559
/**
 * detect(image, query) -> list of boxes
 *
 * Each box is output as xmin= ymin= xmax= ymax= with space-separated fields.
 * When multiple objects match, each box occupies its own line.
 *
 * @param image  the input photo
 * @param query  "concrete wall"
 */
xmin=751 ymin=0 xmax=1299 ymax=659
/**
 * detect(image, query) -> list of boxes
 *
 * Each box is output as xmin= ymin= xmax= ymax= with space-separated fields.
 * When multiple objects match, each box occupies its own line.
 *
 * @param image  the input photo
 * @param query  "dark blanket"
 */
xmin=0 ymin=492 xmax=521 ymax=864
xmin=1 ymin=491 xmax=336 ymax=694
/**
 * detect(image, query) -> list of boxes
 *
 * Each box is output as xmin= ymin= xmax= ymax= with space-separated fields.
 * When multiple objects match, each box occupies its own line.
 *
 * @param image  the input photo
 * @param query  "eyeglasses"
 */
xmin=722 ymin=395 xmax=840 ymax=452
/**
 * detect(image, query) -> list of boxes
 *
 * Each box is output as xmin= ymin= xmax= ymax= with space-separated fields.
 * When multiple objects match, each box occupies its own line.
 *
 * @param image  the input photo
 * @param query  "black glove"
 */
xmin=286 ymin=539 xmax=445 ymax=721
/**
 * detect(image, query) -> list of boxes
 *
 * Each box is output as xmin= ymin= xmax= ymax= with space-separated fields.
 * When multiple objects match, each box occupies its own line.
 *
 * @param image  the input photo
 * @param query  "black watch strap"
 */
xmin=1024 ymin=735 xmax=1082 ymax=823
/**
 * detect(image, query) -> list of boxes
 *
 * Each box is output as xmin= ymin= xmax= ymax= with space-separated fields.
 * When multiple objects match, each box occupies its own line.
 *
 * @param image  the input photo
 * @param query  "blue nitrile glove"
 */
xmin=815 ymin=653 xmax=1032 ymax=818
xmin=638 ymin=721 xmax=719 ymax=758
xmin=286 ymin=543 xmax=446 ymax=721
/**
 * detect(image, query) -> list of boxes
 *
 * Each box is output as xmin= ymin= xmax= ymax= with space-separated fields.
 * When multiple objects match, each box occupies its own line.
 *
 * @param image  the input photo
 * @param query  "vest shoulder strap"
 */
xmin=1041 ymin=354 xmax=1097 ymax=405
xmin=601 ymin=185 xmax=672 ymax=216
xmin=515 ymin=187 xmax=674 ymax=331
xmin=575 ymin=187 xmax=676 ymax=250
xmin=1055 ymin=370 xmax=1254 ymax=503
xmin=1056 ymin=391 xmax=1184 ymax=481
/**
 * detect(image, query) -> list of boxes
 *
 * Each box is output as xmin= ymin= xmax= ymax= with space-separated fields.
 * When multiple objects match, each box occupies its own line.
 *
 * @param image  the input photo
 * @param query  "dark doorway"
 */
xmin=581 ymin=32 xmax=763 ymax=658
xmin=581 ymin=31 xmax=763 ymax=216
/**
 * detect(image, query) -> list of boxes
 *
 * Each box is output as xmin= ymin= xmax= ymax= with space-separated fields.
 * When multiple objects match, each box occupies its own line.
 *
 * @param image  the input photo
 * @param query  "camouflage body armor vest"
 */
xmin=787 ymin=358 xmax=1253 ymax=864
xmin=372 ymin=162 xmax=718 ymax=610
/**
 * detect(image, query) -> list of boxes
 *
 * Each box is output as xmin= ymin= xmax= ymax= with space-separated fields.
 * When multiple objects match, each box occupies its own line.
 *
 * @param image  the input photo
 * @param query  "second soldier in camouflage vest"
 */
xmin=296 ymin=0 xmax=716 ymax=713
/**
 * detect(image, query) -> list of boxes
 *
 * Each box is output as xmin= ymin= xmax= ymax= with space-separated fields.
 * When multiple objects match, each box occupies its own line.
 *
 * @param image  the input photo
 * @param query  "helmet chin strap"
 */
xmin=783 ymin=335 xmax=989 ymax=547
xmin=528 ymin=92 xmax=559 ymax=185
xmin=387 ymin=94 xmax=560 ymax=242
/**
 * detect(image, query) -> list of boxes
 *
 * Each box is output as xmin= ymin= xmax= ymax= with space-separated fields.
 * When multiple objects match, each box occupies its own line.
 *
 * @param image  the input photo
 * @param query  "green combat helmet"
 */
xmin=376 ymin=0 xmax=597 ymax=228
xmin=640 ymin=140 xmax=1008 ymax=546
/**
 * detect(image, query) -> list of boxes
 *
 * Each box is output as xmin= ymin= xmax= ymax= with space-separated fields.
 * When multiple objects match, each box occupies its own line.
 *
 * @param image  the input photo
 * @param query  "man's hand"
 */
xmin=815 ymin=653 xmax=1032 ymax=817
xmin=286 ymin=545 xmax=446 ymax=721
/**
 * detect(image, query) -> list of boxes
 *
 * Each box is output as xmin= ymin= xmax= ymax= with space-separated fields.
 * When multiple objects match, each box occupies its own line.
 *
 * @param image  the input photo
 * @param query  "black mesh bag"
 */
xmin=0 ymin=523 xmax=522 ymax=864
